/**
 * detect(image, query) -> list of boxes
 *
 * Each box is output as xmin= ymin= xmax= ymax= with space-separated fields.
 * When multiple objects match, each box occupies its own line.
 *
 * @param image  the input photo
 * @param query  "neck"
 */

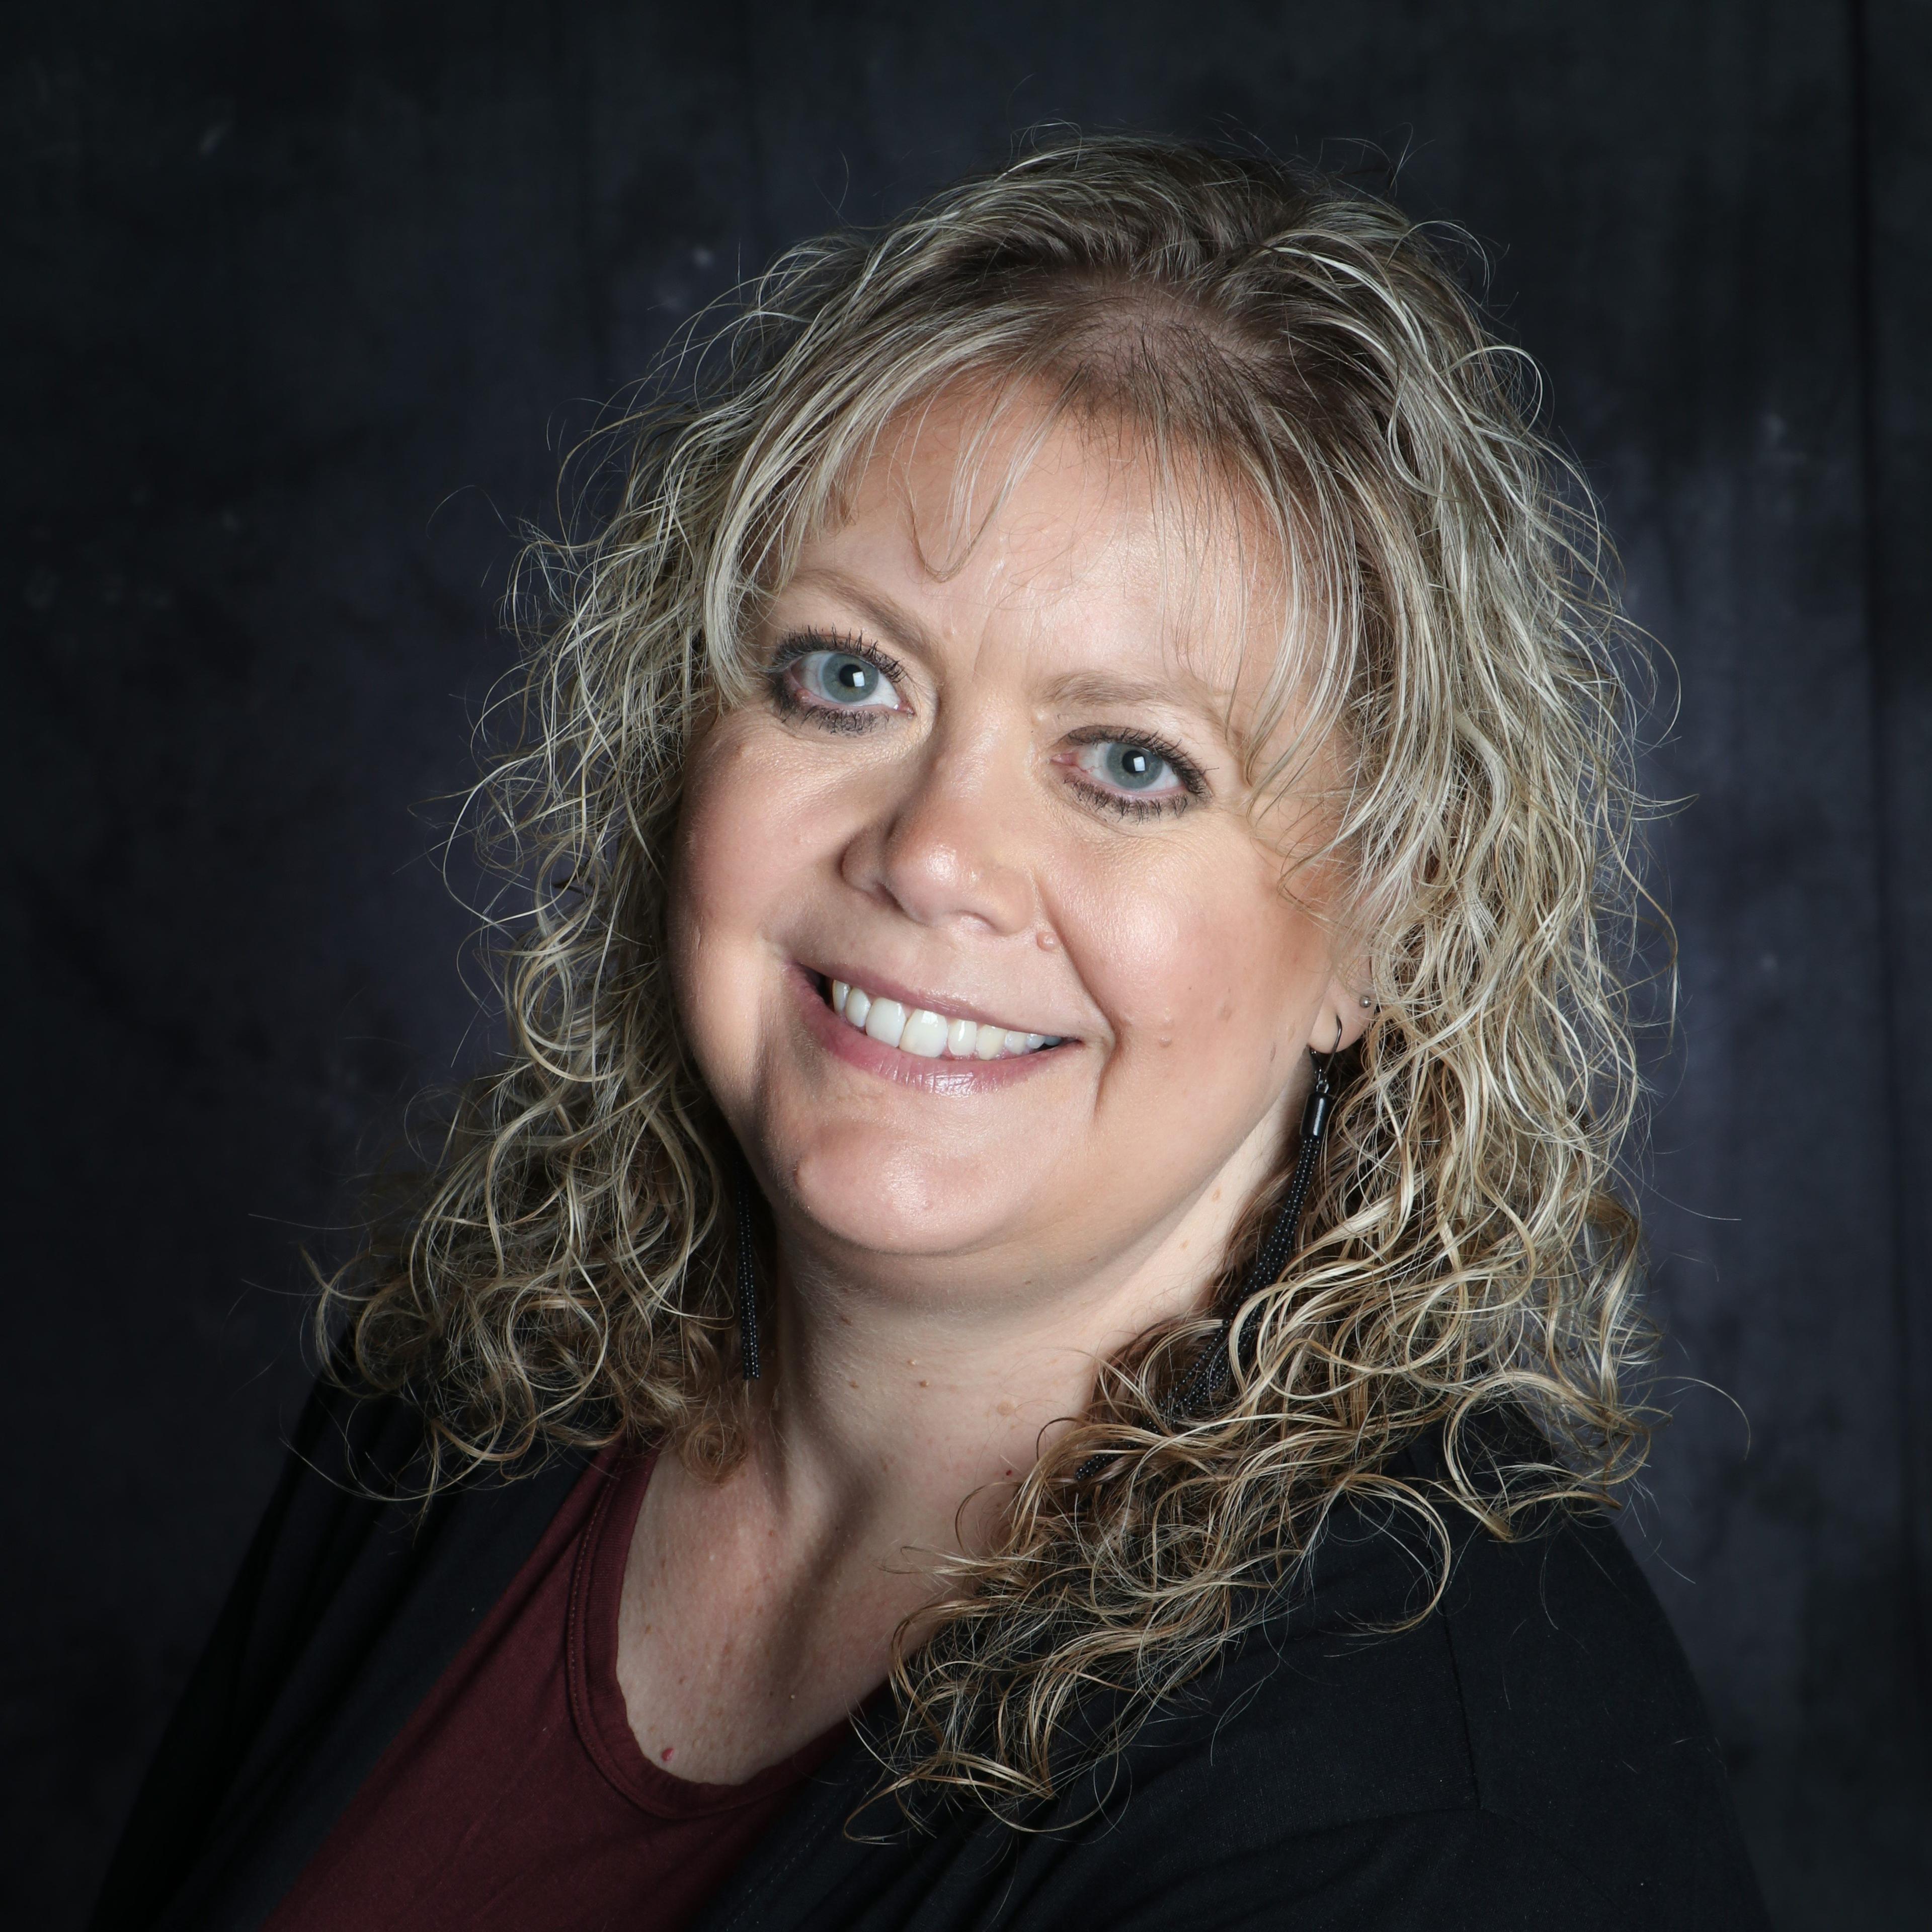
xmin=744 ymin=1110 xmax=1285 ymax=1572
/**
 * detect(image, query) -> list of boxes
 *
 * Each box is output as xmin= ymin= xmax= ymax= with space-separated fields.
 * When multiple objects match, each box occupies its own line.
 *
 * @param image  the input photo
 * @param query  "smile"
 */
xmin=824 ymin=976 xmax=1070 ymax=1061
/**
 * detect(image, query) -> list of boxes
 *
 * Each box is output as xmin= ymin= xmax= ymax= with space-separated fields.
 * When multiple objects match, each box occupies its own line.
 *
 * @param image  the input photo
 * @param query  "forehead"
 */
xmin=787 ymin=383 xmax=1292 ymax=715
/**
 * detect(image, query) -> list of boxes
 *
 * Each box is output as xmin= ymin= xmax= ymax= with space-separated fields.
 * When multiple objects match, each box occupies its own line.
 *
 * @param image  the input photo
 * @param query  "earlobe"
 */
xmin=1311 ymin=978 xmax=1375 ymax=1056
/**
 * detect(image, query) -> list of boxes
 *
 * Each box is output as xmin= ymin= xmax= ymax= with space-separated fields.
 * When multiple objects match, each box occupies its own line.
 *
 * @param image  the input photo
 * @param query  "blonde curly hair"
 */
xmin=323 ymin=134 xmax=1658 ymax=1820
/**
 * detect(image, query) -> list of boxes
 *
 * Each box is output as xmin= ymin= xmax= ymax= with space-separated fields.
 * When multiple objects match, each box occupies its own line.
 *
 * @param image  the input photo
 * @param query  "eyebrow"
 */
xmin=776 ymin=567 xmax=939 ymax=661
xmin=1041 ymin=667 xmax=1249 ymax=764
xmin=1040 ymin=668 xmax=1217 ymax=714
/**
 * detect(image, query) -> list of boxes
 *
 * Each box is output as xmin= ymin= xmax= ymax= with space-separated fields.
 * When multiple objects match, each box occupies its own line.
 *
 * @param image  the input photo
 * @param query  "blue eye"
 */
xmin=1072 ymin=738 xmax=1185 ymax=800
xmin=1099 ymin=743 xmax=1168 ymax=790
xmin=790 ymin=650 xmax=900 ymax=709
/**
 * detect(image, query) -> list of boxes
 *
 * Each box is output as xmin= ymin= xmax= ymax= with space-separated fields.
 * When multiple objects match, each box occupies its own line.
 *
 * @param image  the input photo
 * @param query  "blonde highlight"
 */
xmin=321 ymin=134 xmax=1662 ymax=1820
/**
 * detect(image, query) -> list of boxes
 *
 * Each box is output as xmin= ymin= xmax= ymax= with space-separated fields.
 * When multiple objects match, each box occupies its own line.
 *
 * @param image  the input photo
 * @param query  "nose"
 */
xmin=843 ymin=733 xmax=1036 ymax=937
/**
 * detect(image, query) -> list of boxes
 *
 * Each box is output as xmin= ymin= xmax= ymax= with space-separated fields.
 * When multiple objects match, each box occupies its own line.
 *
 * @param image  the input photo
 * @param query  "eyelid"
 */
xmin=768 ymin=629 xmax=909 ymax=685
xmin=1061 ymin=725 xmax=1209 ymax=798
xmin=766 ymin=629 xmax=914 ymax=717
xmin=1061 ymin=772 xmax=1190 ymax=822
xmin=762 ymin=637 xmax=1209 ymax=821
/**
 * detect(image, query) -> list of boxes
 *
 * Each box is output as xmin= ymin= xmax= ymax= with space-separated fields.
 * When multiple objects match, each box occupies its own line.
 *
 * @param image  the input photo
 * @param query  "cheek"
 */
xmin=1066 ymin=836 xmax=1323 ymax=1085
xmin=667 ymin=728 xmax=811 ymax=1077
xmin=674 ymin=733 xmax=768 ymax=923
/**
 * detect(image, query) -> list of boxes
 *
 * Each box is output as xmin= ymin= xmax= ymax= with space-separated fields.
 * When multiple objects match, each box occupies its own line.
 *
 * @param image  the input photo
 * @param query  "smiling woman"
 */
xmin=92 ymin=138 xmax=1769 ymax=1932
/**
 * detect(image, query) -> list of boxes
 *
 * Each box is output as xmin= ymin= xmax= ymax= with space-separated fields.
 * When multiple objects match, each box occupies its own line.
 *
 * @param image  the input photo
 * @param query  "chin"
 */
xmin=779 ymin=1133 xmax=1028 ymax=1263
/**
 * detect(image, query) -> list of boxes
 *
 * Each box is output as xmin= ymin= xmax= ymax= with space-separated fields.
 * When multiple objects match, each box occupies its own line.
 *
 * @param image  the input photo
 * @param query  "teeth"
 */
xmin=827 ymin=977 xmax=1066 ymax=1062
xmin=900 ymin=1009 xmax=949 ymax=1059
xmin=864 ymin=997 xmax=907 ymax=1049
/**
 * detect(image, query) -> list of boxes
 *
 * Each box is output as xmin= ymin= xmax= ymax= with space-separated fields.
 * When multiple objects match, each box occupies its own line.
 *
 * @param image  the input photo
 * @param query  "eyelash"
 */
xmin=764 ymin=631 xmax=909 ymax=735
xmin=762 ymin=630 xmax=1208 ymax=820
xmin=1060 ymin=728 xmax=1207 ymax=821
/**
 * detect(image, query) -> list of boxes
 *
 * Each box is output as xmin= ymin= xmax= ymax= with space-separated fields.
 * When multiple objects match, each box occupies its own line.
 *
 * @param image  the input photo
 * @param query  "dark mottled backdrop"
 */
xmin=4 ymin=3 xmax=1927 ymax=1925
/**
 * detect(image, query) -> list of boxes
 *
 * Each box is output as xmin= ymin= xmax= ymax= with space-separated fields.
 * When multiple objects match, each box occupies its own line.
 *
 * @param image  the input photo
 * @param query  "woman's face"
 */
xmin=671 ymin=394 xmax=1362 ymax=1316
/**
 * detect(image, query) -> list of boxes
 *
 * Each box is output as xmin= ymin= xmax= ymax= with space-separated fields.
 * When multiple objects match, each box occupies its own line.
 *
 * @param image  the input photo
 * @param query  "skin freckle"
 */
xmin=275 ymin=135 xmax=1696 ymax=1886
xmin=646 ymin=379 xmax=1374 ymax=1788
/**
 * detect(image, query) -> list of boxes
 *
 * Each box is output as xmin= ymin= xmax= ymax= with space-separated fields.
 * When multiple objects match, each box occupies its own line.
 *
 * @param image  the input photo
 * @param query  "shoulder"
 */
xmin=1069 ymin=1453 xmax=1769 ymax=1931
xmin=702 ymin=1439 xmax=1769 ymax=1932
xmin=90 ymin=1376 xmax=591 ymax=1932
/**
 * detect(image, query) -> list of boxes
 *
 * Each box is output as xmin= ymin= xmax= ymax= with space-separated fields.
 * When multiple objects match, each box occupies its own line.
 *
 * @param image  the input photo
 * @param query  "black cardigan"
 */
xmin=91 ymin=1379 xmax=1770 ymax=1932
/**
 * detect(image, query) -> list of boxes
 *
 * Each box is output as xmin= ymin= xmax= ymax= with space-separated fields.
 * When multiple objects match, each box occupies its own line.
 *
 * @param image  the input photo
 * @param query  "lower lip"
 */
xmin=788 ymin=964 xmax=1075 ymax=1093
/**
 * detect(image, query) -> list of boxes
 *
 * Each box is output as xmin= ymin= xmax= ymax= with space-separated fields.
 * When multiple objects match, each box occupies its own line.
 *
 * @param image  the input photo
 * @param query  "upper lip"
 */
xmin=804 ymin=960 xmax=1076 ymax=1040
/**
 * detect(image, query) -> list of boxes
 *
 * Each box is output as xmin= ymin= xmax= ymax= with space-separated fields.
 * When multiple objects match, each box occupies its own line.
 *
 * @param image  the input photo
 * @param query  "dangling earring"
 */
xmin=1075 ymin=1039 xmax=1341 ymax=1483
xmin=1167 ymin=1039 xmax=1337 ymax=1415
xmin=735 ymin=1161 xmax=763 ymax=1382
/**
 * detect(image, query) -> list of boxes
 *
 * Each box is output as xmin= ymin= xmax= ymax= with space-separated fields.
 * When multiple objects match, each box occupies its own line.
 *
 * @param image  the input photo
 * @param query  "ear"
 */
xmin=1307 ymin=968 xmax=1375 ymax=1057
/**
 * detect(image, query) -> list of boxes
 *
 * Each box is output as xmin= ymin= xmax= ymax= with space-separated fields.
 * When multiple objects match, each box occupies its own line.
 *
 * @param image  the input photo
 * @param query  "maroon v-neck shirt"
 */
xmin=266 ymin=1447 xmax=849 ymax=1932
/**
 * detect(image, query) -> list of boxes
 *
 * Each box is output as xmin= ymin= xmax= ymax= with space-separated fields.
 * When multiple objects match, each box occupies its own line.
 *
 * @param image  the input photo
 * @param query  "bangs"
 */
xmin=701 ymin=283 xmax=1357 ymax=834
xmin=324 ymin=133 xmax=1654 ymax=1826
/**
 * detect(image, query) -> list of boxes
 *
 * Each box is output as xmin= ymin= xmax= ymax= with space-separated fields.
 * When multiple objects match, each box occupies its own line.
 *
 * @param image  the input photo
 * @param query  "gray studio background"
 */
xmin=4 ymin=3 xmax=1928 ymax=1925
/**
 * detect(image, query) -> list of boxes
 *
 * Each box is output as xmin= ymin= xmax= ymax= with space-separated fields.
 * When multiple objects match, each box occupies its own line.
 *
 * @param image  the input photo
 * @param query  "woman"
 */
xmin=93 ymin=137 xmax=1768 ymax=1931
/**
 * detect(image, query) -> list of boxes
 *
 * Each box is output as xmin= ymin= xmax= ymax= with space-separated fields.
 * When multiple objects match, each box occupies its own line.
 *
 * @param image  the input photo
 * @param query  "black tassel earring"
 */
xmin=1076 ymin=1041 xmax=1338 ymax=1482
xmin=1169 ymin=1041 xmax=1336 ymax=1415
xmin=735 ymin=1162 xmax=763 ymax=1382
